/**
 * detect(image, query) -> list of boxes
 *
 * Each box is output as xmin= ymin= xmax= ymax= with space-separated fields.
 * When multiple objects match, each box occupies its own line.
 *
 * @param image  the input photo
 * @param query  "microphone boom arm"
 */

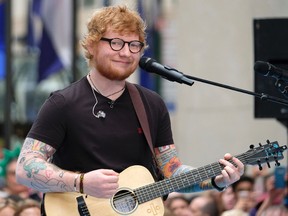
xmin=183 ymin=73 xmax=288 ymax=106
xmin=139 ymin=56 xmax=288 ymax=106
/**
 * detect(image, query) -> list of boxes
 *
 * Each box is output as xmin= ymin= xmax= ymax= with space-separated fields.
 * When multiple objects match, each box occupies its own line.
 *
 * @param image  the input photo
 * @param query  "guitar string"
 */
xmin=112 ymin=150 xmax=273 ymax=202
xmin=139 ymin=150 xmax=279 ymax=201
xmin=113 ymin=153 xmax=250 ymax=202
xmin=112 ymin=162 xmax=225 ymax=202
xmin=82 ymin=145 xmax=278 ymax=213
xmin=112 ymin=143 xmax=282 ymax=202
xmin=112 ymin=164 xmax=220 ymax=203
xmin=74 ymin=145 xmax=279 ymax=209
xmin=136 ymin=162 xmax=224 ymax=202
xmin=81 ymin=145 xmax=277 ymax=213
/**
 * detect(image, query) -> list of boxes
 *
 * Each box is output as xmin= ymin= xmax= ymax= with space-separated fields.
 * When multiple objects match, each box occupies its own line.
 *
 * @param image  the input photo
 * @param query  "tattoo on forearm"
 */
xmin=18 ymin=138 xmax=71 ymax=192
xmin=23 ymin=158 xmax=47 ymax=178
xmin=154 ymin=145 xmax=215 ymax=193
xmin=22 ymin=157 xmax=71 ymax=192
xmin=155 ymin=145 xmax=182 ymax=177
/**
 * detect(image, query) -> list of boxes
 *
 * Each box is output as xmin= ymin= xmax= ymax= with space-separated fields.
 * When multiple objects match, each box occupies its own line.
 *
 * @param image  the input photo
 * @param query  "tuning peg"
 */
xmin=275 ymin=160 xmax=280 ymax=167
xmin=266 ymin=139 xmax=270 ymax=144
xmin=249 ymin=145 xmax=254 ymax=149
xmin=265 ymin=158 xmax=271 ymax=168
xmin=259 ymin=143 xmax=263 ymax=147
xmin=258 ymin=161 xmax=263 ymax=170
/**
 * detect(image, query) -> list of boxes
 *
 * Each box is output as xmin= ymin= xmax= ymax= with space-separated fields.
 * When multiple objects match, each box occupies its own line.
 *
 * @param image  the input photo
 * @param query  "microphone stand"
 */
xmin=180 ymin=73 xmax=288 ymax=174
xmin=164 ymin=69 xmax=288 ymax=197
xmin=181 ymin=74 xmax=288 ymax=106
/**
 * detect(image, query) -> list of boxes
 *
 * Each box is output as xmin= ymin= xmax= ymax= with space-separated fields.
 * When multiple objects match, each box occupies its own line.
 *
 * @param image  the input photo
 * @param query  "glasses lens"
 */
xmin=129 ymin=41 xmax=143 ymax=53
xmin=110 ymin=38 xmax=124 ymax=51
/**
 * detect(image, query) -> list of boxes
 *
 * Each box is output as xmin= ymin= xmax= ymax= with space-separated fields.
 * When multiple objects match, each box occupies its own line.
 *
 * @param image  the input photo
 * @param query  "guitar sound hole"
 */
xmin=111 ymin=189 xmax=138 ymax=214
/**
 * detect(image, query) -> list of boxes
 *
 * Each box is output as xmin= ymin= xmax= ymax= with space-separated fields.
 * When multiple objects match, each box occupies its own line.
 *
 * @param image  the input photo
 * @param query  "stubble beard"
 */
xmin=95 ymin=62 xmax=135 ymax=81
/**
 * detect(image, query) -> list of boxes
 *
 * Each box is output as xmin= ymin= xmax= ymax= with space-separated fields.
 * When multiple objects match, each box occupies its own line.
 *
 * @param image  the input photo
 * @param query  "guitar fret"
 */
xmin=143 ymin=185 xmax=154 ymax=203
xmin=163 ymin=179 xmax=174 ymax=194
xmin=205 ymin=164 xmax=213 ymax=178
xmin=179 ymin=173 xmax=188 ymax=189
xmin=193 ymin=169 xmax=201 ymax=183
xmin=198 ymin=166 xmax=206 ymax=181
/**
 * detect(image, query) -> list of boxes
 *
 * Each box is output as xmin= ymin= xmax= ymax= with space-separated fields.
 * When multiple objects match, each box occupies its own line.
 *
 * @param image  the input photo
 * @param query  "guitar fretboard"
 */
xmin=135 ymin=152 xmax=247 ymax=204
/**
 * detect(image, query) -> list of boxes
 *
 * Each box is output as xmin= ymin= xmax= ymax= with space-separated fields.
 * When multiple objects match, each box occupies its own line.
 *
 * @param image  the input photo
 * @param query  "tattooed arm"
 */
xmin=15 ymin=137 xmax=77 ymax=193
xmin=154 ymin=144 xmax=244 ymax=193
xmin=16 ymin=138 xmax=119 ymax=198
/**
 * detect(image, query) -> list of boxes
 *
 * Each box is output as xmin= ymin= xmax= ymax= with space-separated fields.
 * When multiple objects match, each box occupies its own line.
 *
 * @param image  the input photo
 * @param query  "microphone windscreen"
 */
xmin=139 ymin=57 xmax=153 ymax=70
xmin=254 ymin=61 xmax=270 ymax=75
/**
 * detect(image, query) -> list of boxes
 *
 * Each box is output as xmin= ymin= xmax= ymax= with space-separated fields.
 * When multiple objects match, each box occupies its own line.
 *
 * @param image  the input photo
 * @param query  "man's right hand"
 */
xmin=82 ymin=169 xmax=119 ymax=198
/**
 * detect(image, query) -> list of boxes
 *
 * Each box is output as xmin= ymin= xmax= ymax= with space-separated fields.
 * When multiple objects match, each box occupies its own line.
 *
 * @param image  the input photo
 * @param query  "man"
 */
xmin=16 ymin=5 xmax=244 ymax=214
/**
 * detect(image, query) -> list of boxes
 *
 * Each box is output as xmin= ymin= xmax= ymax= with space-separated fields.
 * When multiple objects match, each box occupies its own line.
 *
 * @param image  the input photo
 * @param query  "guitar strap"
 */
xmin=126 ymin=82 xmax=168 ymax=200
xmin=126 ymin=82 xmax=154 ymax=156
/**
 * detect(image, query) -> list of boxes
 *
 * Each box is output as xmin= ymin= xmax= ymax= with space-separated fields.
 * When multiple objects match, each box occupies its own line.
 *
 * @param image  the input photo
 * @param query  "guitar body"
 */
xmin=44 ymin=165 xmax=164 ymax=216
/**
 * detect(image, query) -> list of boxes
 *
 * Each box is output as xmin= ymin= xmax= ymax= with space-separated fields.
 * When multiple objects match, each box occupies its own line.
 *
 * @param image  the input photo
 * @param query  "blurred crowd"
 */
xmin=164 ymin=165 xmax=288 ymax=216
xmin=0 ymin=140 xmax=41 ymax=216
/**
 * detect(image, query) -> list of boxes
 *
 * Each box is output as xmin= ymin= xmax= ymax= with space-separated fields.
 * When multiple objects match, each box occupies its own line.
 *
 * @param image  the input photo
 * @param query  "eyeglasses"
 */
xmin=100 ymin=37 xmax=144 ymax=53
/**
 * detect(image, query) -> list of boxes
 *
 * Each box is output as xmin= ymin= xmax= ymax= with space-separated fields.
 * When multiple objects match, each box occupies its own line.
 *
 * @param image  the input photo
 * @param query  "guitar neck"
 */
xmin=135 ymin=152 xmax=247 ymax=204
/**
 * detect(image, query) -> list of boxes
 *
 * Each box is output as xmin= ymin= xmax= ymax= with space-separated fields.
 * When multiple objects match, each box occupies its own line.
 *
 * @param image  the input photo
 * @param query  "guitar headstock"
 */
xmin=243 ymin=140 xmax=287 ymax=170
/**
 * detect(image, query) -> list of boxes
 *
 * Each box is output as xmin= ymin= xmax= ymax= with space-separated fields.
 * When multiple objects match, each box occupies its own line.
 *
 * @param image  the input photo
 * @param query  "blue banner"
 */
xmin=0 ymin=2 xmax=5 ymax=79
xmin=28 ymin=0 xmax=72 ymax=82
xmin=137 ymin=1 xmax=161 ymax=91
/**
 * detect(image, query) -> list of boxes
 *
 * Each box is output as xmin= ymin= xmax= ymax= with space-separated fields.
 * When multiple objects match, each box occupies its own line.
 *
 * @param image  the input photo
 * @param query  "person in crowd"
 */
xmin=1 ymin=159 xmax=30 ymax=199
xmin=257 ymin=204 xmax=288 ymax=216
xmin=0 ymin=138 xmax=21 ymax=188
xmin=189 ymin=192 xmax=220 ymax=216
xmin=165 ymin=194 xmax=191 ymax=216
xmin=15 ymin=5 xmax=244 ymax=215
xmin=221 ymin=175 xmax=256 ymax=216
xmin=0 ymin=198 xmax=17 ymax=216
xmin=1 ymin=158 xmax=41 ymax=202
xmin=217 ymin=186 xmax=236 ymax=214
xmin=250 ymin=165 xmax=270 ymax=203
xmin=253 ymin=172 xmax=288 ymax=216
xmin=14 ymin=198 xmax=41 ymax=216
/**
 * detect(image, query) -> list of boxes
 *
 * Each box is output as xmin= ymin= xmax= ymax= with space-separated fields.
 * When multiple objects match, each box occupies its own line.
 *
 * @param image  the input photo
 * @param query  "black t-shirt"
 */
xmin=28 ymin=77 xmax=174 ymax=175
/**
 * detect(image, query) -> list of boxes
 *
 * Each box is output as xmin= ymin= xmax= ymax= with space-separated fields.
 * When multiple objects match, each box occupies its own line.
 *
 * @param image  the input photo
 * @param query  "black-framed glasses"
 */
xmin=100 ymin=37 xmax=144 ymax=53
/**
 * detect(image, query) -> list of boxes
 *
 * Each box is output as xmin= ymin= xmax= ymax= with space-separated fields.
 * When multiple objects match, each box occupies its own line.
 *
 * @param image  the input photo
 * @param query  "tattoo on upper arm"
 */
xmin=21 ymin=138 xmax=56 ymax=159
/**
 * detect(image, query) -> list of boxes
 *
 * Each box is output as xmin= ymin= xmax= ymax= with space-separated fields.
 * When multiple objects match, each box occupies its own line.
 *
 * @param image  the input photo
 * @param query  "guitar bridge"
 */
xmin=76 ymin=196 xmax=91 ymax=216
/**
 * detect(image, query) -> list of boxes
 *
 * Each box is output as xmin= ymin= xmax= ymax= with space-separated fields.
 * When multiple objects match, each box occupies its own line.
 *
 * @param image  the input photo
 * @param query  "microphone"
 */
xmin=95 ymin=110 xmax=106 ymax=118
xmin=139 ymin=57 xmax=194 ymax=86
xmin=254 ymin=61 xmax=288 ymax=82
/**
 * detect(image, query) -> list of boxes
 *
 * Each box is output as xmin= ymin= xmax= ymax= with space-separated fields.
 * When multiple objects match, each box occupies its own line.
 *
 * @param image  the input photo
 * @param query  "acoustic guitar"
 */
xmin=44 ymin=140 xmax=287 ymax=216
